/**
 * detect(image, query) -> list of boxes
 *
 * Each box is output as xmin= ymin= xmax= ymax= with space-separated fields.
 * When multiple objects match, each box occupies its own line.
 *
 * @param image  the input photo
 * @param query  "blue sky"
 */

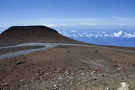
xmin=0 ymin=0 xmax=135 ymax=29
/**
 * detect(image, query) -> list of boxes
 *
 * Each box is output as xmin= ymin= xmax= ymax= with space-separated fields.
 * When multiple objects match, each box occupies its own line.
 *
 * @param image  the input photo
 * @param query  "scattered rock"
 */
xmin=16 ymin=61 xmax=24 ymax=65
xmin=95 ymin=49 xmax=98 ymax=53
xmin=102 ymin=74 xmax=105 ymax=77
xmin=57 ymin=76 xmax=63 ymax=80
xmin=91 ymin=70 xmax=97 ymax=75
xmin=53 ymin=84 xmax=59 ymax=90
xmin=67 ymin=50 xmax=71 ymax=53
xmin=19 ymin=80 xmax=24 ymax=82
xmin=1 ymin=82 xmax=8 ymax=87
xmin=106 ymin=87 xmax=110 ymax=90
xmin=117 ymin=82 xmax=129 ymax=90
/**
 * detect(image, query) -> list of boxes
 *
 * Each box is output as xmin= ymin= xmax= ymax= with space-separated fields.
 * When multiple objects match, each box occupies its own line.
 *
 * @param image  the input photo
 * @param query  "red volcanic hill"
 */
xmin=0 ymin=26 xmax=80 ymax=46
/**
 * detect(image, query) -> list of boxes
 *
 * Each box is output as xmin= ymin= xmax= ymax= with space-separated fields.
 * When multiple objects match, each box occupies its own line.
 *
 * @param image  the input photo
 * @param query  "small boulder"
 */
xmin=16 ymin=61 xmax=24 ymax=65
xmin=117 ymin=82 xmax=129 ymax=90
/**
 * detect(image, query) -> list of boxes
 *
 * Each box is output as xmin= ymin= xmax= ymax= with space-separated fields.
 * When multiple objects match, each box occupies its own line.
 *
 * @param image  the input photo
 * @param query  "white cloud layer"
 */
xmin=113 ymin=31 xmax=123 ymax=37
xmin=59 ymin=30 xmax=135 ymax=38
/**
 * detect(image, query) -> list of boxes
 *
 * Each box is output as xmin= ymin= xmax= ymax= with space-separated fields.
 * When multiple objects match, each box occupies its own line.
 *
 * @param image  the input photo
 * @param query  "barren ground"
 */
xmin=0 ymin=45 xmax=135 ymax=90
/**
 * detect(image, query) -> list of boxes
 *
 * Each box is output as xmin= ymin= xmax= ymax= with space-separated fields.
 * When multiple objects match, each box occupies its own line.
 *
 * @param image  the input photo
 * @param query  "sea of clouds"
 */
xmin=58 ymin=30 xmax=135 ymax=38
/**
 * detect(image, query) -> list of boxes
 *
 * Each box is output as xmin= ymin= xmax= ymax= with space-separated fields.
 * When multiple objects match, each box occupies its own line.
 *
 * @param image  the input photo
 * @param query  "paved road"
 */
xmin=0 ymin=43 xmax=90 ymax=59
xmin=0 ymin=43 xmax=135 ymax=60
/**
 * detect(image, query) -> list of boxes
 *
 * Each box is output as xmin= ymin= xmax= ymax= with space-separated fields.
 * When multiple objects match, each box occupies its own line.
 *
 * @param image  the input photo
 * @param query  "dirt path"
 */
xmin=0 ymin=43 xmax=90 ymax=59
xmin=1 ymin=43 xmax=135 ymax=60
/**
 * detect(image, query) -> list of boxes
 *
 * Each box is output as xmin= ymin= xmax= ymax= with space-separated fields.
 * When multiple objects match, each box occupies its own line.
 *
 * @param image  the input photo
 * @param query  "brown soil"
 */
xmin=108 ymin=45 xmax=135 ymax=51
xmin=0 ymin=45 xmax=135 ymax=89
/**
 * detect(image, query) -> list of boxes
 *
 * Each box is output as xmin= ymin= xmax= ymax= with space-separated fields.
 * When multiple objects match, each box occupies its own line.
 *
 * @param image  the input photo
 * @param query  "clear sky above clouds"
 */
xmin=0 ymin=0 xmax=135 ymax=28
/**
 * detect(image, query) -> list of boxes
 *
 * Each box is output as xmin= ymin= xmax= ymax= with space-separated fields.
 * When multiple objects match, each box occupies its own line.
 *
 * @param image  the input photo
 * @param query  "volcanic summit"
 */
xmin=0 ymin=26 xmax=79 ymax=46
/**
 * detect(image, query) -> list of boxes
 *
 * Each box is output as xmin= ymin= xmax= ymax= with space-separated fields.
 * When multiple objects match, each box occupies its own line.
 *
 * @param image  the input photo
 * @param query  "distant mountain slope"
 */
xmin=0 ymin=26 xmax=81 ymax=46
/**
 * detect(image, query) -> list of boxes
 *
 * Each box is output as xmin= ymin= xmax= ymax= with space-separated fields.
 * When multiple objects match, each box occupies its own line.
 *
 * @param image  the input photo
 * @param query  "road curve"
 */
xmin=0 ymin=43 xmax=89 ymax=59
xmin=0 ymin=43 xmax=135 ymax=60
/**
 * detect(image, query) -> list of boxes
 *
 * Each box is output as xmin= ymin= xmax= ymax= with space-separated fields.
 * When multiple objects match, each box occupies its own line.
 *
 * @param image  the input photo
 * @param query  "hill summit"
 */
xmin=0 ymin=26 xmax=80 ymax=46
